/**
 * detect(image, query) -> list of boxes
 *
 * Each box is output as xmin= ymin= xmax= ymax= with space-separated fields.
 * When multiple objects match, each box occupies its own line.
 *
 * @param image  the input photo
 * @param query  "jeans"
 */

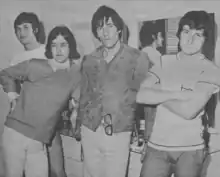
xmin=48 ymin=132 xmax=66 ymax=177
xmin=2 ymin=126 xmax=48 ymax=177
xmin=81 ymin=125 xmax=131 ymax=177
xmin=140 ymin=146 xmax=209 ymax=177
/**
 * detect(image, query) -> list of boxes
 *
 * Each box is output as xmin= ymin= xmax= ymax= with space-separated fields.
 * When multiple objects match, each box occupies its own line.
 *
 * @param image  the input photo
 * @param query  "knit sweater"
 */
xmin=0 ymin=59 xmax=80 ymax=144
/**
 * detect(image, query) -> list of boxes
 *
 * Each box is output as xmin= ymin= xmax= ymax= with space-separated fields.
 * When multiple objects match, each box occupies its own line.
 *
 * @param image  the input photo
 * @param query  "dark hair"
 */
xmin=177 ymin=11 xmax=214 ymax=59
xmin=91 ymin=5 xmax=124 ymax=40
xmin=139 ymin=20 xmax=164 ymax=49
xmin=45 ymin=25 xmax=80 ymax=60
xmin=14 ymin=12 xmax=42 ymax=42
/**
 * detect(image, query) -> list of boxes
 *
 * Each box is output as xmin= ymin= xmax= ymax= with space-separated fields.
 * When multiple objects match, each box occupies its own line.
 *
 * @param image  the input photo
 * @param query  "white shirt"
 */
xmin=10 ymin=44 xmax=46 ymax=66
xmin=142 ymin=46 xmax=161 ymax=67
xmin=145 ymin=54 xmax=220 ymax=151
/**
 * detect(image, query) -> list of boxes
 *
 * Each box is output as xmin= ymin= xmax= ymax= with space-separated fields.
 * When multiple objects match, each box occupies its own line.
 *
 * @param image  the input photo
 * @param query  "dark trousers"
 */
xmin=140 ymin=147 xmax=209 ymax=177
xmin=48 ymin=132 xmax=66 ymax=177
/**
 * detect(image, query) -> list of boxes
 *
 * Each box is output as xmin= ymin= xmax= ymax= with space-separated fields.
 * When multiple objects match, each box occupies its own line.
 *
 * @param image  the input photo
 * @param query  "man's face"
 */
xmin=156 ymin=32 xmax=164 ymax=48
xmin=15 ymin=23 xmax=37 ymax=46
xmin=97 ymin=17 xmax=120 ymax=49
xmin=51 ymin=35 xmax=70 ymax=63
xmin=180 ymin=25 xmax=205 ymax=55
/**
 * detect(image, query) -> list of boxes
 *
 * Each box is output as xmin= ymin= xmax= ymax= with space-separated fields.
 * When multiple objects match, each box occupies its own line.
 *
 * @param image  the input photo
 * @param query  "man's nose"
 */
xmin=187 ymin=31 xmax=197 ymax=44
xmin=19 ymin=29 xmax=26 ymax=36
xmin=56 ymin=46 xmax=62 ymax=54
xmin=103 ymin=27 xmax=109 ymax=37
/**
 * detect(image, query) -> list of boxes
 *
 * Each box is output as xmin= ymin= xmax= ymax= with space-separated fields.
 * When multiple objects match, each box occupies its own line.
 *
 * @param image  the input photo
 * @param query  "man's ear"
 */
xmin=33 ymin=28 xmax=38 ymax=34
xmin=152 ymin=34 xmax=156 ymax=40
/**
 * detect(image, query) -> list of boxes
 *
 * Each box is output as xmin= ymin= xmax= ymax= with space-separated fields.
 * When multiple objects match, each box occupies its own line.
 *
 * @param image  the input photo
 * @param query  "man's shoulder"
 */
xmin=28 ymin=58 xmax=48 ymax=68
xmin=11 ymin=45 xmax=46 ymax=66
xmin=123 ymin=44 xmax=143 ymax=58
xmin=82 ymin=47 xmax=104 ymax=68
xmin=10 ymin=51 xmax=27 ymax=66
xmin=86 ymin=46 xmax=103 ymax=58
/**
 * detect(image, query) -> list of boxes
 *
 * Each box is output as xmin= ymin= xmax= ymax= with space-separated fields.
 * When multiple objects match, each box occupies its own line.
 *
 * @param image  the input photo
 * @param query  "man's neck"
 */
xmin=24 ymin=42 xmax=41 ymax=51
xmin=178 ymin=51 xmax=204 ymax=60
xmin=103 ymin=41 xmax=121 ymax=63
xmin=151 ymin=42 xmax=157 ymax=50
xmin=48 ymin=59 xmax=70 ymax=72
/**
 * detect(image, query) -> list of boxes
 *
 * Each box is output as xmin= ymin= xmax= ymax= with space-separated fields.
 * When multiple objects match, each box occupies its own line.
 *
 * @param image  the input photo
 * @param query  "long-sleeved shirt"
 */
xmin=0 ymin=59 xmax=80 ymax=144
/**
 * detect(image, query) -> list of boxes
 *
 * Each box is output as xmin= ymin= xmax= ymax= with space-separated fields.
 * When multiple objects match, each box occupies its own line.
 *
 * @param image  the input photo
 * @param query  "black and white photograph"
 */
xmin=0 ymin=1 xmax=220 ymax=177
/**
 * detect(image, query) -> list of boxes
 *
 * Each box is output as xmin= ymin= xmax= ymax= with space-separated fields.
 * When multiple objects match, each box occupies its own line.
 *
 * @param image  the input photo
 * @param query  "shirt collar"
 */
xmin=177 ymin=52 xmax=205 ymax=61
xmin=48 ymin=59 xmax=70 ymax=72
xmin=92 ymin=43 xmax=125 ymax=61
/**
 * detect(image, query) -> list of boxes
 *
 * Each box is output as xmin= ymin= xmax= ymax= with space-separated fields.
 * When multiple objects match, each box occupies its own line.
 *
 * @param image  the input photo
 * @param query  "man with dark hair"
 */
xmin=9 ymin=12 xmax=66 ymax=177
xmin=0 ymin=25 xmax=81 ymax=177
xmin=74 ymin=5 xmax=151 ymax=177
xmin=137 ymin=10 xmax=220 ymax=177
xmin=139 ymin=20 xmax=164 ymax=67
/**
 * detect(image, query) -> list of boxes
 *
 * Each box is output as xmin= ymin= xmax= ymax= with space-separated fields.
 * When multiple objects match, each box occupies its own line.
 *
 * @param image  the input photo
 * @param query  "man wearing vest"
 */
xmin=74 ymin=5 xmax=151 ymax=177
xmin=137 ymin=10 xmax=220 ymax=177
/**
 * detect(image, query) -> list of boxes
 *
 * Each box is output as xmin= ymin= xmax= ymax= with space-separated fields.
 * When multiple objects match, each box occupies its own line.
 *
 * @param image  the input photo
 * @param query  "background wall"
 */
xmin=0 ymin=0 xmax=220 ymax=68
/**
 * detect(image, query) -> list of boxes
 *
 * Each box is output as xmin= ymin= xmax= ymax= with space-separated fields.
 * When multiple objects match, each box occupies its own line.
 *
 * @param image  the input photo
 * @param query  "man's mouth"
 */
xmin=20 ymin=36 xmax=26 ymax=40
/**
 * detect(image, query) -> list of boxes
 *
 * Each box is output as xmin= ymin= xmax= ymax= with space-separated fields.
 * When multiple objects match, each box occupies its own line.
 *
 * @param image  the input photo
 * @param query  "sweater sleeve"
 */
xmin=0 ymin=60 xmax=30 ymax=93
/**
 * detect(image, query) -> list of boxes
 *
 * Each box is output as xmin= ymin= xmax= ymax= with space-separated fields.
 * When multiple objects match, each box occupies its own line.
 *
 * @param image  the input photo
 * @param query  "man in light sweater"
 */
xmin=137 ymin=10 xmax=220 ymax=177
xmin=9 ymin=12 xmax=66 ymax=177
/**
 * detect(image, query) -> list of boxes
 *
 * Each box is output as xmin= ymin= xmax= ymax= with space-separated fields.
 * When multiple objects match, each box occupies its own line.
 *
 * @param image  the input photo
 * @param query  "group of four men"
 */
xmin=0 ymin=4 xmax=220 ymax=177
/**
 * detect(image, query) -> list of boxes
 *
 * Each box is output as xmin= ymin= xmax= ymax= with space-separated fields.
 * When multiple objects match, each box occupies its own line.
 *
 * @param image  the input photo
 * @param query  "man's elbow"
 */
xmin=178 ymin=109 xmax=200 ymax=120
xmin=165 ymin=105 xmax=198 ymax=120
xmin=136 ymin=90 xmax=152 ymax=104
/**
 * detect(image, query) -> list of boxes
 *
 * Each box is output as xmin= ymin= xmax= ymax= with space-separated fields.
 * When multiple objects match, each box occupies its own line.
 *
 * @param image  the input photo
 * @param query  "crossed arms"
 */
xmin=136 ymin=74 xmax=218 ymax=120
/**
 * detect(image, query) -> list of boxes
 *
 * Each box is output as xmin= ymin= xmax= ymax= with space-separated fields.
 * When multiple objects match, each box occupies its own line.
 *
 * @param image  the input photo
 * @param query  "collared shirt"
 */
xmin=77 ymin=43 xmax=151 ymax=133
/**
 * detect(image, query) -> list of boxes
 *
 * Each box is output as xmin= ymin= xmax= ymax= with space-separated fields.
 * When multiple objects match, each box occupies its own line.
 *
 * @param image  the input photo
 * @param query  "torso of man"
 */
xmin=148 ymin=54 xmax=210 ymax=151
xmin=79 ymin=44 xmax=149 ymax=132
xmin=142 ymin=46 xmax=161 ymax=67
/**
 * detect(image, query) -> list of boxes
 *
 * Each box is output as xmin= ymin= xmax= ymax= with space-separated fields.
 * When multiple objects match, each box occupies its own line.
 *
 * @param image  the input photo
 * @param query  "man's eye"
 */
xmin=196 ymin=33 xmax=203 ymax=37
xmin=61 ymin=43 xmax=68 ymax=47
xmin=108 ymin=24 xmax=114 ymax=28
xmin=97 ymin=27 xmax=102 ymax=31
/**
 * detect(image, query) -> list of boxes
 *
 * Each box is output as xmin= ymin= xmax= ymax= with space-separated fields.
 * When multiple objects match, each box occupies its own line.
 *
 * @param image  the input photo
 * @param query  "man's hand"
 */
xmin=10 ymin=99 xmax=17 ymax=112
xmin=8 ymin=92 xmax=19 ymax=113
xmin=74 ymin=125 xmax=81 ymax=141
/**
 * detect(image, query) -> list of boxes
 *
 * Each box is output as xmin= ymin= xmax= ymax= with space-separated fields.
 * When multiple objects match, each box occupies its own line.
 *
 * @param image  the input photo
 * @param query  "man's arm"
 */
xmin=136 ymin=82 xmax=192 ymax=105
xmin=136 ymin=65 xmax=191 ymax=105
xmin=71 ymin=56 xmax=88 ymax=130
xmin=131 ymin=52 xmax=151 ymax=92
xmin=0 ymin=60 xmax=29 ymax=95
xmin=162 ymin=82 xmax=217 ymax=120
